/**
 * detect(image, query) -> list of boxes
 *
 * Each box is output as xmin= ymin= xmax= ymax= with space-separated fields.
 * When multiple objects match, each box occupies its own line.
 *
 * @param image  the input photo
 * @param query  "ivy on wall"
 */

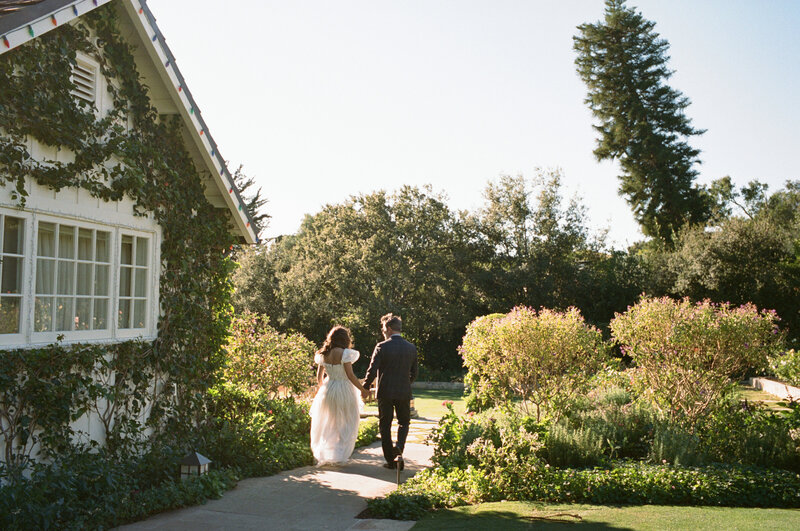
xmin=0 ymin=2 xmax=236 ymax=473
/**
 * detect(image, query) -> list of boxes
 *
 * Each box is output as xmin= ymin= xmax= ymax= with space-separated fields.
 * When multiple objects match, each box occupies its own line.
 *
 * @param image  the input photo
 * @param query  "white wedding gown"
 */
xmin=310 ymin=348 xmax=363 ymax=465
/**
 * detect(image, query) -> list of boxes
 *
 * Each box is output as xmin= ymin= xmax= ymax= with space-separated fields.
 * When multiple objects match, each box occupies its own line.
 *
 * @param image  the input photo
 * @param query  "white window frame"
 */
xmin=0 ymin=207 xmax=159 ymax=348
xmin=115 ymin=231 xmax=157 ymax=339
xmin=0 ymin=210 xmax=31 ymax=345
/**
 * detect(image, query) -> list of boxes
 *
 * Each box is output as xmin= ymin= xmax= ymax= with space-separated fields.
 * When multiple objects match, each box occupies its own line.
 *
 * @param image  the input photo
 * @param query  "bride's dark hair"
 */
xmin=316 ymin=326 xmax=353 ymax=358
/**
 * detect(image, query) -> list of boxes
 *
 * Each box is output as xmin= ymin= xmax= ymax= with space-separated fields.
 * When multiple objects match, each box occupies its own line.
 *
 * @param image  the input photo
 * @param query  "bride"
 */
xmin=310 ymin=326 xmax=369 ymax=465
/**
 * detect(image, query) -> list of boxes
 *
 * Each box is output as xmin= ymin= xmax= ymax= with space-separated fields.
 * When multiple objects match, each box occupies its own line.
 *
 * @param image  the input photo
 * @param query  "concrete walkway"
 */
xmin=118 ymin=419 xmax=437 ymax=531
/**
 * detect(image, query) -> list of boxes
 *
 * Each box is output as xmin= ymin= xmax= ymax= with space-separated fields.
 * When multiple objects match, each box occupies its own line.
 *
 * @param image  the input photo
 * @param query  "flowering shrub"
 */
xmin=224 ymin=312 xmax=315 ymax=398
xmin=463 ymin=307 xmax=608 ymax=420
xmin=610 ymin=297 xmax=784 ymax=425
xmin=459 ymin=313 xmax=509 ymax=412
xmin=770 ymin=349 xmax=800 ymax=386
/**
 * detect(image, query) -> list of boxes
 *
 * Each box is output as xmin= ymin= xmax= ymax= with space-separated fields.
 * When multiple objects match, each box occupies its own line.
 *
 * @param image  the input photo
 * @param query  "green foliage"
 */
xmin=224 ymin=312 xmax=315 ymax=398
xmin=770 ymin=349 xmax=800 ymax=386
xmin=697 ymin=400 xmax=800 ymax=471
xmin=459 ymin=313 xmax=509 ymax=412
xmin=462 ymin=306 xmax=608 ymax=420
xmin=199 ymin=382 xmax=313 ymax=478
xmin=610 ymin=297 xmax=784 ymax=424
xmin=370 ymin=458 xmax=800 ymax=520
xmin=0 ymin=449 xmax=237 ymax=530
xmin=668 ymin=218 xmax=800 ymax=338
xmin=356 ymin=417 xmax=379 ymax=448
xmin=573 ymin=0 xmax=709 ymax=244
xmin=234 ymin=185 xmax=484 ymax=371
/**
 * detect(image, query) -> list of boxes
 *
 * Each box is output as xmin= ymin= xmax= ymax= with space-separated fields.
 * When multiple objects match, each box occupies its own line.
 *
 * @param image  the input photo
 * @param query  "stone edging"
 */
xmin=748 ymin=377 xmax=800 ymax=401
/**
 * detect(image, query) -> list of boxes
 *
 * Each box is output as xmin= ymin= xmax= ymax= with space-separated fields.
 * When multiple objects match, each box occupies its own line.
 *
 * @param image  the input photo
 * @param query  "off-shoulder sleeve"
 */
xmin=314 ymin=353 xmax=325 ymax=365
xmin=342 ymin=348 xmax=360 ymax=364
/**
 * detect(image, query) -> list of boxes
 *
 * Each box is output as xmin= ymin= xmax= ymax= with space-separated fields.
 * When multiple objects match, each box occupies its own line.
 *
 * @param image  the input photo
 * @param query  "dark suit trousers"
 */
xmin=378 ymin=398 xmax=411 ymax=464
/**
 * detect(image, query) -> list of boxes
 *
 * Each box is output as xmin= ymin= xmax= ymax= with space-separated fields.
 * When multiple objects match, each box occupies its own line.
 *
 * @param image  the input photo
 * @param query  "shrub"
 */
xmin=0 ymin=450 xmax=237 ymax=530
xmin=199 ymin=382 xmax=313 ymax=478
xmin=698 ymin=399 xmax=800 ymax=471
xmin=610 ymin=297 xmax=784 ymax=425
xmin=356 ymin=417 xmax=379 ymax=448
xmin=770 ymin=349 xmax=800 ymax=386
xmin=224 ymin=312 xmax=316 ymax=398
xmin=462 ymin=307 xmax=608 ymax=420
xmin=459 ymin=313 xmax=509 ymax=412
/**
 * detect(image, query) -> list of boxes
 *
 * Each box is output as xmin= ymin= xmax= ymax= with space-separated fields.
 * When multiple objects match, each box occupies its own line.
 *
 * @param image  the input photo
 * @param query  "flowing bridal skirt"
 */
xmin=310 ymin=379 xmax=363 ymax=465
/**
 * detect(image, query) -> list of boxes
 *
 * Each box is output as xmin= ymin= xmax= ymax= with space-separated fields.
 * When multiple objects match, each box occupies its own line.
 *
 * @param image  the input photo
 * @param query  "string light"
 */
xmin=229 ymin=188 xmax=233 ymax=194
xmin=51 ymin=15 xmax=57 ymax=26
xmin=27 ymin=25 xmax=34 ymax=37
xmin=73 ymin=6 xmax=78 ymax=16
xmin=189 ymin=107 xmax=194 ymax=114
xmin=211 ymin=149 xmax=215 ymax=157
xmin=199 ymin=128 xmax=204 ymax=136
xmin=151 ymin=34 xmax=157 ymax=42
xmin=238 ymin=205 xmax=243 ymax=211
xmin=139 ymin=7 xmax=144 ymax=15
xmin=220 ymin=168 xmax=224 ymax=175
xmin=246 ymin=222 xmax=250 ymax=228
xmin=178 ymin=84 xmax=182 ymax=92
xmin=93 ymin=0 xmax=98 ymax=5
xmin=165 ymin=60 xmax=170 ymax=67
xmin=2 ymin=36 xmax=9 ymax=48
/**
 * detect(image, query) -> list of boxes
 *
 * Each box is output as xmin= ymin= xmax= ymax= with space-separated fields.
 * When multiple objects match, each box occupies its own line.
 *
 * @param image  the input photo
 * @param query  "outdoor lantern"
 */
xmin=180 ymin=451 xmax=211 ymax=480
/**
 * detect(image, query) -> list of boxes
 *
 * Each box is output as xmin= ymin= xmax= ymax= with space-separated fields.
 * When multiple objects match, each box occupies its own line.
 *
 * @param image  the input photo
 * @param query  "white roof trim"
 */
xmin=0 ymin=0 xmax=258 ymax=244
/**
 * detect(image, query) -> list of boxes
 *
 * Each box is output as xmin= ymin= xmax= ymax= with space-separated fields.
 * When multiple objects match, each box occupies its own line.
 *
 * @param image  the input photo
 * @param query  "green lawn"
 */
xmin=363 ymin=387 xmax=466 ymax=419
xmin=412 ymin=501 xmax=800 ymax=530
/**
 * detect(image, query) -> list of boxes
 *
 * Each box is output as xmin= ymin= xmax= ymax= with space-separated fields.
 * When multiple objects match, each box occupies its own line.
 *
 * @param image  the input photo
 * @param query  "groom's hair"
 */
xmin=381 ymin=313 xmax=402 ymax=332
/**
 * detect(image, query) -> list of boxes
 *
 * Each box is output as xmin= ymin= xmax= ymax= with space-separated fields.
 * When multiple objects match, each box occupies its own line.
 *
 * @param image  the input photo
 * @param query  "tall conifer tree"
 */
xmin=574 ymin=0 xmax=709 ymax=244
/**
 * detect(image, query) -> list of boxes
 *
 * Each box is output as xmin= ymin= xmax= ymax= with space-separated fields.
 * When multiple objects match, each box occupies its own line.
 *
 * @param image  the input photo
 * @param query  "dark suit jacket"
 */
xmin=364 ymin=334 xmax=418 ymax=401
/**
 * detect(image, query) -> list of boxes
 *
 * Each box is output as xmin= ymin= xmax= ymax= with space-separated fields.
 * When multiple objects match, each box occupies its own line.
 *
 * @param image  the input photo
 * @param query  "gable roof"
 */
xmin=0 ymin=0 xmax=258 ymax=244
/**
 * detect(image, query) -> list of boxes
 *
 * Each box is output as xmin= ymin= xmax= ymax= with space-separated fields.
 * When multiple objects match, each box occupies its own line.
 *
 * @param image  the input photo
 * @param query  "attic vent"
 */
xmin=70 ymin=58 xmax=97 ymax=102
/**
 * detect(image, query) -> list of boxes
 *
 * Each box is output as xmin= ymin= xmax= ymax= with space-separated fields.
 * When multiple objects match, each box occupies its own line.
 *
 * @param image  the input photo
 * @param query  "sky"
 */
xmin=147 ymin=0 xmax=800 ymax=249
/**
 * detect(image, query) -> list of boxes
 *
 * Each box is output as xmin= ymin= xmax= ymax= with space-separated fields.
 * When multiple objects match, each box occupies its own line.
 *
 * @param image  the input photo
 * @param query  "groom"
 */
xmin=363 ymin=313 xmax=418 ymax=470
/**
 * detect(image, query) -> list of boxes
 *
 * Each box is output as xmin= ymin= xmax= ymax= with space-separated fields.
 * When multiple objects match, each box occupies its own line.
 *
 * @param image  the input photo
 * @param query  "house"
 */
xmin=0 ymin=0 xmax=257 ymax=467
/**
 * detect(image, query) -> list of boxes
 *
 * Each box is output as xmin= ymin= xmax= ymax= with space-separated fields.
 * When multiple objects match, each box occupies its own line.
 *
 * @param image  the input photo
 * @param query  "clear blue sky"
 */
xmin=147 ymin=0 xmax=800 ymax=248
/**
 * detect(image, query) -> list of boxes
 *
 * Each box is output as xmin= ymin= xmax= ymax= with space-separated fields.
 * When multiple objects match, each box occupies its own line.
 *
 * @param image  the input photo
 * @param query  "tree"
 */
xmin=574 ymin=0 xmax=709 ymax=244
xmin=232 ymin=164 xmax=270 ymax=238
xmin=235 ymin=186 xmax=485 ymax=371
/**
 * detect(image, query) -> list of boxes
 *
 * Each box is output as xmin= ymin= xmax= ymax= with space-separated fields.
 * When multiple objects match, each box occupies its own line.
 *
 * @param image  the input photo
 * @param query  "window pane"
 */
xmin=3 ymin=217 xmax=24 ymax=254
xmin=34 ymin=296 xmax=53 ymax=331
xmin=119 ymin=266 xmax=132 ymax=297
xmin=1 ymin=256 xmax=22 ymax=294
xmin=75 ymin=298 xmax=91 ymax=330
xmin=38 ymin=222 xmax=56 ymax=257
xmin=94 ymin=298 xmax=108 ymax=330
xmin=133 ymin=299 xmax=145 ymax=328
xmin=96 ymin=232 xmax=109 ymax=263
xmin=94 ymin=264 xmax=108 ymax=296
xmin=135 ymin=237 xmax=148 ymax=266
xmin=36 ymin=259 xmax=55 ymax=294
xmin=121 ymin=235 xmax=133 ymax=265
xmin=78 ymin=228 xmax=93 ymax=260
xmin=56 ymin=297 xmax=74 ymax=331
xmin=57 ymin=261 xmax=75 ymax=295
xmin=58 ymin=226 xmax=75 ymax=259
xmin=0 ymin=296 xmax=21 ymax=334
xmin=118 ymin=299 xmax=131 ymax=329
xmin=77 ymin=263 xmax=92 ymax=295
xmin=134 ymin=268 xmax=147 ymax=297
